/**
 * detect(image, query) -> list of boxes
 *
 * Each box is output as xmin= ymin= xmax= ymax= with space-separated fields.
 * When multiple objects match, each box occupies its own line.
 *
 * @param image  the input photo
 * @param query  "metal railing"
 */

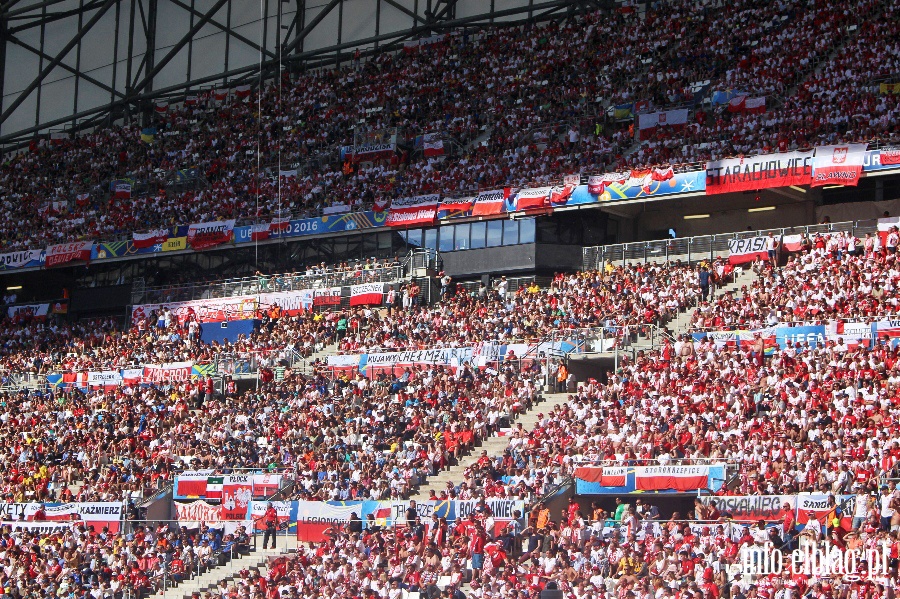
xmin=583 ymin=218 xmax=877 ymax=270
xmin=133 ymin=264 xmax=406 ymax=305
xmin=210 ymin=348 xmax=310 ymax=379
xmin=571 ymin=457 xmax=735 ymax=466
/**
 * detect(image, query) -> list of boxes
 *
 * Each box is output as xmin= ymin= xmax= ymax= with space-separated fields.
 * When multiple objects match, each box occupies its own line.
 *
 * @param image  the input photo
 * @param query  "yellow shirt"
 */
xmin=536 ymin=508 xmax=551 ymax=530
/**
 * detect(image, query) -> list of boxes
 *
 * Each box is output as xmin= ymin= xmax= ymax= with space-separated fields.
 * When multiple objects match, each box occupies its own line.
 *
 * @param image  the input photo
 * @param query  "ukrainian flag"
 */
xmin=140 ymin=127 xmax=157 ymax=144
xmin=613 ymin=103 xmax=634 ymax=120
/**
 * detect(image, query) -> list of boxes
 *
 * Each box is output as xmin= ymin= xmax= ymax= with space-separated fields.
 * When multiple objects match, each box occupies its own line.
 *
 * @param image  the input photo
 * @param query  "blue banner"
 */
xmin=775 ymin=325 xmax=826 ymax=349
xmin=234 ymin=211 xmax=385 ymax=244
xmin=710 ymin=90 xmax=747 ymax=105
xmin=566 ymin=172 xmax=706 ymax=206
xmin=864 ymin=149 xmax=900 ymax=173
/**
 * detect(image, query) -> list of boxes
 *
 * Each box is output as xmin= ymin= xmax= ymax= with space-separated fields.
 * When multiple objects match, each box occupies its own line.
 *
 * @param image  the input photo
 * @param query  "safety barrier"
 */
xmin=583 ymin=219 xmax=874 ymax=270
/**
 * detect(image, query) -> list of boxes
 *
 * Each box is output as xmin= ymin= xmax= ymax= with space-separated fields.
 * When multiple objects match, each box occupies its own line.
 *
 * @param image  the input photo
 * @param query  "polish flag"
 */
xmin=744 ymin=97 xmax=766 ymax=114
xmin=651 ymin=166 xmax=675 ymax=182
xmin=728 ymin=96 xmax=747 ymax=113
xmin=251 ymin=223 xmax=270 ymax=241
xmin=573 ymin=466 xmax=627 ymax=487
xmin=133 ymin=229 xmax=169 ymax=249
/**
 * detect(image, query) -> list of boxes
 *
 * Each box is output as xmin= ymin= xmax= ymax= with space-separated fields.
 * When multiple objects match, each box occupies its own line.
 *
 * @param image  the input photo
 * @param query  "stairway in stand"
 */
xmin=147 ymin=536 xmax=298 ymax=599
xmin=409 ymin=392 xmax=571 ymax=502
xmin=662 ymin=267 xmax=756 ymax=337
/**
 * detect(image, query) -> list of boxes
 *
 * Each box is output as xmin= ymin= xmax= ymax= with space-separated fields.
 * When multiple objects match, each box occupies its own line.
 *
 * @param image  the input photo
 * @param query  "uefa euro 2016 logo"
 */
xmin=737 ymin=540 xmax=890 ymax=578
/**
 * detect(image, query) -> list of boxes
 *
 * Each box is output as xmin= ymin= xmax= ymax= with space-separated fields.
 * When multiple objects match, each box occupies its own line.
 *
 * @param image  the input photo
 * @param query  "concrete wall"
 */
xmin=638 ymin=199 xmax=813 ymax=239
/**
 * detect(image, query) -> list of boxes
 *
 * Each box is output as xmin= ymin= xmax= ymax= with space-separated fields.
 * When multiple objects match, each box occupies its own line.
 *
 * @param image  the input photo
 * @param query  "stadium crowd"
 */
xmin=632 ymin=0 xmax=899 ymax=167
xmin=0 ymin=519 xmax=253 ymax=599
xmin=6 ymin=238 xmax=900 ymax=599
xmin=1 ymin=0 xmax=898 ymax=253
xmin=688 ymin=232 xmax=900 ymax=329
xmin=2 ymin=1 xmax=900 ymax=592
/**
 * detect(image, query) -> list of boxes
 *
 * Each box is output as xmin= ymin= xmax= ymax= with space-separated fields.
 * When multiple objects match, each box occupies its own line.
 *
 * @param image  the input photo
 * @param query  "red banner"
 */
xmin=354 ymin=143 xmax=396 ymax=161
xmin=131 ymin=297 xmax=256 ymax=326
xmin=439 ymin=196 xmax=475 ymax=212
xmin=313 ymin=288 xmax=342 ymax=306
xmin=252 ymin=474 xmax=283 ymax=498
xmin=812 ymin=144 xmax=866 ymax=187
xmin=250 ymin=223 xmax=270 ymax=241
xmin=881 ymin=146 xmax=900 ymax=166
xmin=187 ymin=219 xmax=235 ymax=250
xmin=143 ymin=362 xmax=193 ymax=383
xmin=175 ymin=475 xmax=209 ymax=498
xmin=573 ymin=466 xmax=627 ymax=487
xmin=706 ymin=151 xmax=813 ymax=194
xmin=350 ymin=283 xmax=384 ymax=306
xmin=113 ymin=182 xmax=132 ymax=199
xmin=386 ymin=194 xmax=440 ymax=226
xmin=45 ymin=241 xmax=93 ymax=267
xmin=634 ymin=466 xmax=710 ymax=491
xmin=587 ymin=173 xmax=628 ymax=196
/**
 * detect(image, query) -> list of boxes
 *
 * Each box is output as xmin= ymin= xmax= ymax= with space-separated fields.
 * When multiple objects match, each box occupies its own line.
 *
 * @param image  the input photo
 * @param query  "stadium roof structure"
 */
xmin=0 ymin=0 xmax=611 ymax=146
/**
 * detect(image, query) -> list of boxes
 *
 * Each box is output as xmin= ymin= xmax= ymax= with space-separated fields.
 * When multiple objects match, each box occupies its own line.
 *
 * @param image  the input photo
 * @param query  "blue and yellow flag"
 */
xmin=140 ymin=127 xmax=157 ymax=144
xmin=613 ymin=103 xmax=634 ymax=120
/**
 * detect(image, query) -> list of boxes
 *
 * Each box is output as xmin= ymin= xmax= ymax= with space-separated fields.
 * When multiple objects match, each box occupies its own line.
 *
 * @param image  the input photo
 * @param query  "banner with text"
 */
xmin=188 ymin=219 xmax=235 ymax=250
xmin=706 ymin=151 xmax=813 ymax=194
xmin=131 ymin=296 xmax=257 ymax=325
xmin=812 ymin=144 xmax=866 ymax=187
xmin=350 ymin=283 xmax=384 ymax=306
xmin=0 ymin=249 xmax=43 ymax=270
xmin=386 ymin=194 xmax=440 ymax=227
xmin=574 ymin=464 xmax=725 ymax=494
xmin=45 ymin=241 xmax=93 ymax=267
xmin=727 ymin=235 xmax=778 ymax=265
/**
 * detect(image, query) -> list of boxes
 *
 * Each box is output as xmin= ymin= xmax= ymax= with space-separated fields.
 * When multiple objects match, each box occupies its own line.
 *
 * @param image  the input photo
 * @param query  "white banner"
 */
xmin=45 ymin=241 xmax=93 ymax=267
xmin=323 ymin=204 xmax=351 ymax=215
xmin=326 ymin=354 xmax=362 ymax=368
xmin=131 ymin=296 xmax=257 ymax=325
xmin=365 ymin=347 xmax=476 ymax=367
xmin=728 ymin=235 xmax=780 ymax=265
xmin=175 ymin=500 xmax=223 ymax=526
xmin=256 ymin=289 xmax=314 ymax=315
xmin=637 ymin=109 xmax=688 ymax=130
xmin=43 ymin=502 xmax=123 ymax=522
xmin=826 ymin=320 xmax=872 ymax=346
xmin=294 ymin=502 xmax=359 ymax=523
xmin=455 ymin=499 xmax=525 ymax=520
xmin=0 ymin=249 xmax=43 ymax=269
xmin=1 ymin=521 xmax=73 ymax=534
xmin=251 ymin=474 xmax=282 ymax=497
xmin=87 ymin=370 xmax=123 ymax=387
xmin=7 ymin=303 xmax=49 ymax=319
